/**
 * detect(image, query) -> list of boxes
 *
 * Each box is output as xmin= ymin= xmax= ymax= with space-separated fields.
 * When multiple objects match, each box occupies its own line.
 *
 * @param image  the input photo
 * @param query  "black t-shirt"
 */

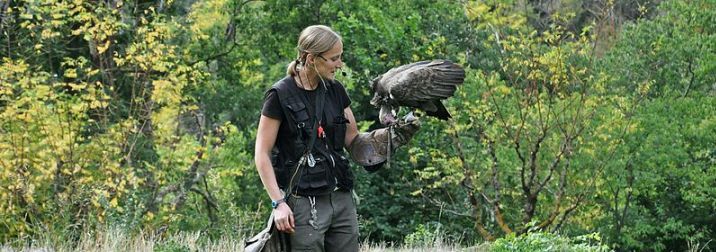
xmin=261 ymin=77 xmax=351 ymax=152
xmin=262 ymin=77 xmax=351 ymax=122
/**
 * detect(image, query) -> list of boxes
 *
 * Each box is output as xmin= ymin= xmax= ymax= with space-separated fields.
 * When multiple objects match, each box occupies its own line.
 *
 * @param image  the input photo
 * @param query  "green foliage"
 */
xmin=1 ymin=0 xmax=715 ymax=251
xmin=155 ymin=240 xmax=191 ymax=252
xmin=491 ymin=232 xmax=610 ymax=252
xmin=0 ymin=0 xmax=254 ymax=242
xmin=590 ymin=0 xmax=716 ymax=250
xmin=599 ymin=0 xmax=716 ymax=97
xmin=594 ymin=97 xmax=716 ymax=251
xmin=411 ymin=0 xmax=606 ymax=242
xmin=404 ymin=223 xmax=446 ymax=248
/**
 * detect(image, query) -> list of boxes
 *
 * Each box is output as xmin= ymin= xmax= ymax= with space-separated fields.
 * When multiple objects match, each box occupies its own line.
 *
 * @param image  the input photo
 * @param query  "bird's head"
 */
xmin=369 ymin=93 xmax=382 ymax=107
xmin=370 ymin=75 xmax=383 ymax=92
xmin=369 ymin=75 xmax=384 ymax=107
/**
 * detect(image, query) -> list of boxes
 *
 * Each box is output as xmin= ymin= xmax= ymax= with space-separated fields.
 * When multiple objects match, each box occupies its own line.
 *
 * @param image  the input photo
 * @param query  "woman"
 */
xmin=254 ymin=25 xmax=418 ymax=251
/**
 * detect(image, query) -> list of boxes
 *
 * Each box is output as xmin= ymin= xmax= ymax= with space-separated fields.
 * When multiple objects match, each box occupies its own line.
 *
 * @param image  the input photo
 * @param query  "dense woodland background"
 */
xmin=1 ymin=0 xmax=715 ymax=251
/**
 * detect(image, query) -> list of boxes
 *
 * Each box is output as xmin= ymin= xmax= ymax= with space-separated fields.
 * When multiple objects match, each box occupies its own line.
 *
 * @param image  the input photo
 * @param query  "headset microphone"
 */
xmin=341 ymin=72 xmax=347 ymax=77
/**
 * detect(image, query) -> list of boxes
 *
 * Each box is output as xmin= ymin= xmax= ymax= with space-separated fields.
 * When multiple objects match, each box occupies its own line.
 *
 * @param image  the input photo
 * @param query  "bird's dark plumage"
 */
xmin=370 ymin=60 xmax=465 ymax=125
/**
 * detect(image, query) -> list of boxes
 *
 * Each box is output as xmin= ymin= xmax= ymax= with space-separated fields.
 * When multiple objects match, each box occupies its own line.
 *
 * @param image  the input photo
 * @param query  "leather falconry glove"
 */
xmin=348 ymin=112 xmax=421 ymax=171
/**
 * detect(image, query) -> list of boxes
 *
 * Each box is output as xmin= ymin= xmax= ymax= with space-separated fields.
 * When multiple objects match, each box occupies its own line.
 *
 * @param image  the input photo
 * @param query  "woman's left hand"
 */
xmin=273 ymin=202 xmax=295 ymax=233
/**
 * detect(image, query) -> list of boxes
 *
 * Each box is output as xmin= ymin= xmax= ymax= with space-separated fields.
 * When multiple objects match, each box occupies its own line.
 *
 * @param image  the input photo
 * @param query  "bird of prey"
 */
xmin=370 ymin=60 xmax=466 ymax=125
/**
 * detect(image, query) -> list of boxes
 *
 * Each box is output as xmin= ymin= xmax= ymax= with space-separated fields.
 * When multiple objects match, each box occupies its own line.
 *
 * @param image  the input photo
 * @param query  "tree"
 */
xmin=411 ymin=0 xmax=635 ymax=243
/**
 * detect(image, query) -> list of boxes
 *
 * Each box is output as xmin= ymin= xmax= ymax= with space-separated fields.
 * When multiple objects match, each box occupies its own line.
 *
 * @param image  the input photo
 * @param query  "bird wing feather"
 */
xmin=384 ymin=60 xmax=465 ymax=105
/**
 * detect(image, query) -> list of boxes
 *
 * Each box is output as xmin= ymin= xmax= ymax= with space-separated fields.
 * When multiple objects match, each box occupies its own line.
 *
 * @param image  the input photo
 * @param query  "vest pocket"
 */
xmin=298 ymin=156 xmax=332 ymax=190
xmin=335 ymin=154 xmax=354 ymax=189
xmin=287 ymin=100 xmax=310 ymax=122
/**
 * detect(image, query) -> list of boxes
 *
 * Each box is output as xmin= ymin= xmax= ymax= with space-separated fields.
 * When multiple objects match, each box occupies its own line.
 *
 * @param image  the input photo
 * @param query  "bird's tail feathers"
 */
xmin=424 ymin=100 xmax=451 ymax=120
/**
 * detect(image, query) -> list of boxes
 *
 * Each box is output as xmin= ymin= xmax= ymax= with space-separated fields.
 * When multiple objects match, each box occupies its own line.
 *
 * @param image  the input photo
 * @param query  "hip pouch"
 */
xmin=296 ymin=154 xmax=336 ymax=195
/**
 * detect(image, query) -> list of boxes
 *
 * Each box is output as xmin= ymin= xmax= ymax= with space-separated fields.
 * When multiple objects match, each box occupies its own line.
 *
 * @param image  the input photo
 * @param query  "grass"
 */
xmin=1 ymin=229 xmax=241 ymax=252
xmin=1 ymin=229 xmax=609 ymax=251
xmin=1 ymin=229 xmax=476 ymax=252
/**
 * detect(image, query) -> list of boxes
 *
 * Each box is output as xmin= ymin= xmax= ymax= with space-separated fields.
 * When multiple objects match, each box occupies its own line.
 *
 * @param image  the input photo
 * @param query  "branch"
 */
xmin=0 ymin=1 xmax=10 ymax=36
xmin=153 ymin=144 xmax=208 ymax=210
xmin=449 ymin=121 xmax=495 ymax=241
xmin=552 ymin=194 xmax=584 ymax=232
xmin=423 ymin=195 xmax=471 ymax=218
xmin=487 ymin=138 xmax=512 ymax=234
xmin=188 ymin=41 xmax=240 ymax=67
xmin=489 ymin=93 xmax=513 ymax=139
xmin=536 ymin=150 xmax=572 ymax=231
xmin=616 ymin=161 xmax=634 ymax=235
xmin=527 ymin=131 xmax=546 ymax=191
xmin=516 ymin=140 xmax=529 ymax=193
xmin=170 ymin=150 xmax=206 ymax=210
xmin=189 ymin=187 xmax=218 ymax=223
xmin=224 ymin=0 xmax=260 ymax=52
xmin=521 ymin=128 xmax=548 ymax=229
xmin=424 ymin=191 xmax=493 ymax=241
xmin=682 ymin=59 xmax=695 ymax=98
xmin=153 ymin=184 xmax=178 ymax=205
xmin=0 ymin=0 xmax=14 ymax=58
xmin=536 ymin=138 xmax=570 ymax=193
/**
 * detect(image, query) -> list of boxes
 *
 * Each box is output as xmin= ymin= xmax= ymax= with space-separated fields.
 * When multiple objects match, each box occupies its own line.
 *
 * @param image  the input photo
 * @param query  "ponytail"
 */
xmin=286 ymin=60 xmax=299 ymax=76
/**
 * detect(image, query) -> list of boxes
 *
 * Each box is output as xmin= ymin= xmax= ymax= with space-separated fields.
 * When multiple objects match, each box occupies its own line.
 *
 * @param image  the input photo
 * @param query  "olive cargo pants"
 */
xmin=288 ymin=190 xmax=359 ymax=252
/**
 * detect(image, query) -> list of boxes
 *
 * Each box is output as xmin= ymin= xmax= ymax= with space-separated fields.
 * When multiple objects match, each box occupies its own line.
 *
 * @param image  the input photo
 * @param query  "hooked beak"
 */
xmin=379 ymin=104 xmax=397 ymax=126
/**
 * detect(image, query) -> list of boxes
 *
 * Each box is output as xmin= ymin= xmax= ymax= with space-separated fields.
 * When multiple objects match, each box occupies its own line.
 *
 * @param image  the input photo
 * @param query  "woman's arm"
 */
xmin=254 ymin=115 xmax=294 ymax=233
xmin=343 ymin=107 xmax=359 ymax=149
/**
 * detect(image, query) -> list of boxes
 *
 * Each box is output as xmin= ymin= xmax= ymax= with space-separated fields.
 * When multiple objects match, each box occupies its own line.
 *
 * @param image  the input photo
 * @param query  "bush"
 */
xmin=491 ymin=232 xmax=610 ymax=252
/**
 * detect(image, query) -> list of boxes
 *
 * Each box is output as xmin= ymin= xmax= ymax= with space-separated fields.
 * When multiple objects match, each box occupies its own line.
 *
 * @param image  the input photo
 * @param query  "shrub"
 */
xmin=491 ymin=232 xmax=611 ymax=252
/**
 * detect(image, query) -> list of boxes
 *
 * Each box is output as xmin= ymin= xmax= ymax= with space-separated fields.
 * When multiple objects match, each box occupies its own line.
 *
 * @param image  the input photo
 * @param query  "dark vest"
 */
xmin=269 ymin=77 xmax=354 ymax=196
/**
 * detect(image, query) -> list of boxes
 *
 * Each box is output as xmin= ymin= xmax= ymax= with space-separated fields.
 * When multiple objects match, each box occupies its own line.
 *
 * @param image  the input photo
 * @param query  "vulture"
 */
xmin=370 ymin=60 xmax=466 ymax=125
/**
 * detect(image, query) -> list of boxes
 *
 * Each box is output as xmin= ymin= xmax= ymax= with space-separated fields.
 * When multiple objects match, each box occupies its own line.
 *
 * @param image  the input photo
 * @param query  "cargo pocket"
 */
xmin=298 ymin=157 xmax=331 ymax=190
xmin=335 ymin=154 xmax=354 ymax=189
xmin=286 ymin=99 xmax=310 ymax=123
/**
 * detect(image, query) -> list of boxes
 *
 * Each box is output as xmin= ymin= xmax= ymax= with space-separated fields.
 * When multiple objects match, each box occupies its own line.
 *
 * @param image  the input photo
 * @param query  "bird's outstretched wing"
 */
xmin=372 ymin=60 xmax=465 ymax=120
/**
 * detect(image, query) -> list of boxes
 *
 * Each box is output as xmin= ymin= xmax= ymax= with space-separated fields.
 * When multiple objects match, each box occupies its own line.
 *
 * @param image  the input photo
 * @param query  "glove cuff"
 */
xmin=348 ymin=129 xmax=390 ymax=167
xmin=348 ymin=115 xmax=420 ymax=168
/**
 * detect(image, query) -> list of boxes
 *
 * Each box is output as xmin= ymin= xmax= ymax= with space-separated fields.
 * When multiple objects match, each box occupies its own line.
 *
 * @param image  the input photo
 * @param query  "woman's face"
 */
xmin=312 ymin=40 xmax=343 ymax=81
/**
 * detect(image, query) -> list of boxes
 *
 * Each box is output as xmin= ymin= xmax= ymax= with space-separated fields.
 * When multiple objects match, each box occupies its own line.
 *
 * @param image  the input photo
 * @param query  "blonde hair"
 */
xmin=286 ymin=25 xmax=342 ymax=76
